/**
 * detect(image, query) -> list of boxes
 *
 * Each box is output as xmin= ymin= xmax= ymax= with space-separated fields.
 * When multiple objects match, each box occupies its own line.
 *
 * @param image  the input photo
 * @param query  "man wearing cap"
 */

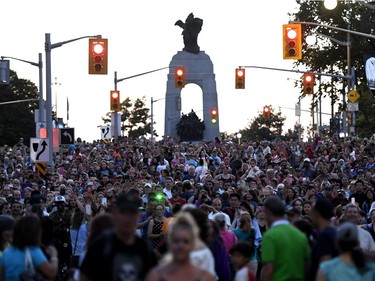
xmin=80 ymin=192 xmax=157 ymax=281
xmin=50 ymin=195 xmax=72 ymax=271
xmin=300 ymin=158 xmax=316 ymax=181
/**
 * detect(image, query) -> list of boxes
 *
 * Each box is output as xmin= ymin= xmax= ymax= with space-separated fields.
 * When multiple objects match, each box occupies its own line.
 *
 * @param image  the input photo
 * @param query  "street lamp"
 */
xmin=236 ymin=132 xmax=242 ymax=145
xmin=151 ymin=97 xmax=165 ymax=143
xmin=1 ymin=54 xmax=44 ymax=137
xmin=45 ymin=33 xmax=101 ymax=166
xmin=324 ymin=0 xmax=338 ymax=10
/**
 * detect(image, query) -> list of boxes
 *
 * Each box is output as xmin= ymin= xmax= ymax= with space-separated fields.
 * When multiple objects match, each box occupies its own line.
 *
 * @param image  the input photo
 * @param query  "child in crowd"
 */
xmin=230 ymin=241 xmax=256 ymax=281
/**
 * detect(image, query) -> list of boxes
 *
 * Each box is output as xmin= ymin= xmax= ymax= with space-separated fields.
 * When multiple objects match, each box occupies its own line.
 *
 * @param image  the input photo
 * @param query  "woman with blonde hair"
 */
xmin=145 ymin=212 xmax=214 ymax=281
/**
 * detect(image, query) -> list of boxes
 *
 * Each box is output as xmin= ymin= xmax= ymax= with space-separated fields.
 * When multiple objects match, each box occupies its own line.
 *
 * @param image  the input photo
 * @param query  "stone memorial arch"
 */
xmin=164 ymin=13 xmax=220 ymax=142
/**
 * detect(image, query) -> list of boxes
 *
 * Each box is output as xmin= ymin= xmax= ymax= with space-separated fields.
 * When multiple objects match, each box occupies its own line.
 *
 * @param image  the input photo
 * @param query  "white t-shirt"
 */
xmin=234 ymin=266 xmax=248 ymax=281
xmin=190 ymin=247 xmax=216 ymax=279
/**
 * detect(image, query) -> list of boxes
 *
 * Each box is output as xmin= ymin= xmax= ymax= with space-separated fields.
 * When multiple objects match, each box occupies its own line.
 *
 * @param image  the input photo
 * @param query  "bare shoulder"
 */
xmin=199 ymin=268 xmax=215 ymax=281
xmin=144 ymin=265 xmax=166 ymax=281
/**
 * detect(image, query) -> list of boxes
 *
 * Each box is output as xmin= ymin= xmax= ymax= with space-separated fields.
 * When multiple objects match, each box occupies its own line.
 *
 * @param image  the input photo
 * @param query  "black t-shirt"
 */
xmin=308 ymin=226 xmax=338 ymax=281
xmin=80 ymin=231 xmax=157 ymax=281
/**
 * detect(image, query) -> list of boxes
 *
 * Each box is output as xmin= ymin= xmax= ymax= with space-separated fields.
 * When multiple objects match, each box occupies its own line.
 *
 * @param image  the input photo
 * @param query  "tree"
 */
xmin=0 ymin=70 xmax=38 ymax=145
xmin=239 ymin=107 xmax=286 ymax=141
xmin=290 ymin=1 xmax=375 ymax=137
xmin=102 ymin=96 xmax=155 ymax=138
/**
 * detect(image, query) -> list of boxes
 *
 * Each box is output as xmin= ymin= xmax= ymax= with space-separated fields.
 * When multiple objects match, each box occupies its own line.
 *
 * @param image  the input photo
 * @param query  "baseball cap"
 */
xmin=55 ymin=195 xmax=66 ymax=204
xmin=304 ymin=158 xmax=311 ymax=162
xmin=116 ymin=193 xmax=142 ymax=212
xmin=213 ymin=213 xmax=226 ymax=222
xmin=336 ymin=222 xmax=358 ymax=243
xmin=144 ymin=183 xmax=152 ymax=188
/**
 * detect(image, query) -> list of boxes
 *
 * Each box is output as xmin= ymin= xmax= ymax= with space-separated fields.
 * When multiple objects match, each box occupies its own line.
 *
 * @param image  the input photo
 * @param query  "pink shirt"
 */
xmin=220 ymin=229 xmax=238 ymax=254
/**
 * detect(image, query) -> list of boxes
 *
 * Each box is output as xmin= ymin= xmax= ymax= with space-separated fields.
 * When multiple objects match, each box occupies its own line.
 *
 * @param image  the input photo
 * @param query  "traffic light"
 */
xmin=110 ymin=90 xmax=120 ymax=111
xmin=89 ymin=38 xmax=108 ymax=75
xmin=235 ymin=68 xmax=245 ymax=89
xmin=282 ymin=24 xmax=302 ymax=60
xmin=211 ymin=108 xmax=218 ymax=124
xmin=175 ymin=67 xmax=185 ymax=88
xmin=263 ymin=106 xmax=271 ymax=119
xmin=303 ymin=73 xmax=315 ymax=94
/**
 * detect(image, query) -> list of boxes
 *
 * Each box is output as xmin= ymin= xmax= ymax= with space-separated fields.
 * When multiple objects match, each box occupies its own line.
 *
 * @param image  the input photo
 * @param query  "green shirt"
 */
xmin=261 ymin=222 xmax=310 ymax=281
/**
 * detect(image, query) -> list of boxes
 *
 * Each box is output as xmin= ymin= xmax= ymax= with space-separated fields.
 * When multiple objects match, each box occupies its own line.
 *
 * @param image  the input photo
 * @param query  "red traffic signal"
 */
xmin=235 ymin=68 xmax=245 ymax=89
xmin=110 ymin=90 xmax=120 ymax=111
xmin=263 ymin=106 xmax=271 ymax=119
xmin=89 ymin=39 xmax=108 ymax=75
xmin=175 ymin=67 xmax=185 ymax=88
xmin=282 ymin=24 xmax=302 ymax=60
xmin=211 ymin=108 xmax=218 ymax=124
xmin=303 ymin=73 xmax=315 ymax=94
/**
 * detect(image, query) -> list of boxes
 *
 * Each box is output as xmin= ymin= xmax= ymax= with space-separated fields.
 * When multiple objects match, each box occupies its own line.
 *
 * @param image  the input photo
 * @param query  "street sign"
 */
xmin=60 ymin=128 xmax=75 ymax=145
xmin=347 ymin=90 xmax=360 ymax=103
xmin=101 ymin=125 xmax=111 ymax=139
xmin=30 ymin=138 xmax=50 ymax=163
xmin=347 ymin=102 xmax=359 ymax=112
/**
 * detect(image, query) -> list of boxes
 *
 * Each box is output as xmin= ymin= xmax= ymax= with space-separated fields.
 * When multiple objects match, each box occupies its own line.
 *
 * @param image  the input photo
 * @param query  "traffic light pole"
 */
xmin=45 ymin=33 xmax=101 ymax=166
xmin=113 ymin=66 xmax=173 ymax=141
xmin=1 ymin=54 xmax=44 ymax=135
xmin=238 ymin=65 xmax=354 ymax=81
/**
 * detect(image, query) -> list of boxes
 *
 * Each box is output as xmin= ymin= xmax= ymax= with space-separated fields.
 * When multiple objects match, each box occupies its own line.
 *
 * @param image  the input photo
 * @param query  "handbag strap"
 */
xmin=24 ymin=248 xmax=35 ymax=274
xmin=73 ymin=227 xmax=80 ymax=256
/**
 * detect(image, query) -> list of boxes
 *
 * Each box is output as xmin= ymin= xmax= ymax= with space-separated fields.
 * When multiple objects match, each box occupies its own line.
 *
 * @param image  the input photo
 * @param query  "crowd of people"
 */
xmin=0 ymin=134 xmax=375 ymax=280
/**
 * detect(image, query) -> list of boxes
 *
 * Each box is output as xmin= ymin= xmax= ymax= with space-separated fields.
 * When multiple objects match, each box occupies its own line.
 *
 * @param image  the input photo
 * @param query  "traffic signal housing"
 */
xmin=263 ymin=106 xmax=271 ymax=119
xmin=211 ymin=108 xmax=218 ymax=124
xmin=282 ymin=24 xmax=302 ymax=60
xmin=303 ymin=73 xmax=315 ymax=94
xmin=235 ymin=68 xmax=245 ymax=89
xmin=110 ymin=90 xmax=120 ymax=111
xmin=89 ymin=38 xmax=108 ymax=74
xmin=175 ymin=67 xmax=185 ymax=88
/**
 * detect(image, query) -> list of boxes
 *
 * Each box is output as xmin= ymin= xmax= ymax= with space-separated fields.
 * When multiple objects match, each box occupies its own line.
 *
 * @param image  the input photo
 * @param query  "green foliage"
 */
xmin=102 ymin=96 xmax=156 ymax=138
xmin=291 ymin=1 xmax=375 ymax=136
xmin=239 ymin=107 xmax=286 ymax=141
xmin=0 ymin=70 xmax=38 ymax=145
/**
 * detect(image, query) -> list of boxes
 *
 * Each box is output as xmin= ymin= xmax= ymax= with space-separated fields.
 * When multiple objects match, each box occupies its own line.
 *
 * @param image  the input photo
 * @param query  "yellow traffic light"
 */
xmin=235 ymin=68 xmax=245 ymax=89
xmin=175 ymin=67 xmax=185 ymax=88
xmin=211 ymin=108 xmax=218 ymax=124
xmin=303 ymin=73 xmax=315 ymax=94
xmin=283 ymin=24 xmax=302 ymax=60
xmin=110 ymin=90 xmax=120 ymax=111
xmin=263 ymin=106 xmax=271 ymax=119
xmin=89 ymin=39 xmax=108 ymax=75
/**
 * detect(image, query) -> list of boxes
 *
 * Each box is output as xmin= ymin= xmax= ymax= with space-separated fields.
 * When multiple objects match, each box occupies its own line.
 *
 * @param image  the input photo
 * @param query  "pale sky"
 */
xmin=2 ymin=0 xmax=338 ymax=142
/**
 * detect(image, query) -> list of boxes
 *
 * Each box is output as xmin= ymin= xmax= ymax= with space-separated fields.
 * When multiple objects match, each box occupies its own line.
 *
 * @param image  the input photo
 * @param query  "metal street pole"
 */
xmin=151 ymin=97 xmax=154 ymax=143
xmin=45 ymin=33 xmax=101 ymax=166
xmin=1 ymin=54 xmax=44 ymax=132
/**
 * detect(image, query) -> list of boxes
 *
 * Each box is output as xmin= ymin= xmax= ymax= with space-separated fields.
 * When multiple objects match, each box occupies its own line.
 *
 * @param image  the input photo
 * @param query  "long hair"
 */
xmin=13 ymin=215 xmax=42 ymax=249
xmin=337 ymin=240 xmax=368 ymax=274
xmin=71 ymin=208 xmax=85 ymax=230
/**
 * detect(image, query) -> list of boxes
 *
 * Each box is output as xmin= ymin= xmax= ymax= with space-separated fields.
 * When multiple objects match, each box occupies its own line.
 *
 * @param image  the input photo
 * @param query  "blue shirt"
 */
xmin=1 ymin=246 xmax=47 ymax=281
xmin=320 ymin=257 xmax=375 ymax=281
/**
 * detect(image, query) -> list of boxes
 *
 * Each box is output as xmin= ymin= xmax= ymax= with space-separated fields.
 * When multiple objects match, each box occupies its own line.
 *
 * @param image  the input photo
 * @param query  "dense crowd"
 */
xmin=1 ymin=134 xmax=375 ymax=281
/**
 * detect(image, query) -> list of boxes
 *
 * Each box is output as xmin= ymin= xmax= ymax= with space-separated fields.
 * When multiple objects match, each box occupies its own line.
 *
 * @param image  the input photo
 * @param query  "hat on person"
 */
xmin=303 ymin=158 xmax=311 ymax=162
xmin=336 ymin=222 xmax=358 ymax=243
xmin=115 ymin=192 xmax=142 ymax=212
xmin=330 ymin=158 xmax=337 ymax=162
xmin=368 ymin=202 xmax=375 ymax=217
xmin=144 ymin=183 xmax=152 ymax=188
xmin=67 ymin=179 xmax=74 ymax=184
xmin=277 ymin=183 xmax=285 ymax=190
xmin=55 ymin=195 xmax=66 ymax=204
